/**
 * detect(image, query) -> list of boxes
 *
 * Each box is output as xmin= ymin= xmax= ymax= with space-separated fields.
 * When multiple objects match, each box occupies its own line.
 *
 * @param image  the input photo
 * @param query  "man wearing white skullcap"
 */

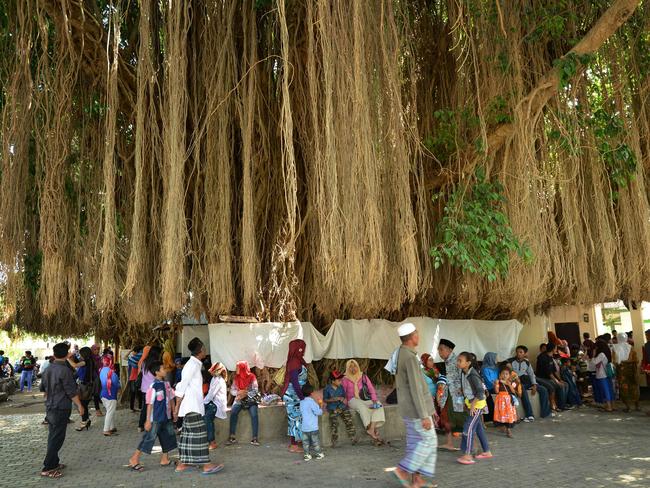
xmin=392 ymin=323 xmax=437 ymax=487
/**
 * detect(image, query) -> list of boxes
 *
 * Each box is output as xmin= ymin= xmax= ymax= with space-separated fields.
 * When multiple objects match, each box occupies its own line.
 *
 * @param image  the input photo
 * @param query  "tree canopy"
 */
xmin=0 ymin=0 xmax=648 ymax=338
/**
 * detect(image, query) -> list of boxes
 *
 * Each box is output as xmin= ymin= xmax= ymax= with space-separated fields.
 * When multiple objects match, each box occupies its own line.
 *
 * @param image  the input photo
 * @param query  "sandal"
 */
xmin=475 ymin=452 xmax=493 ymax=459
xmin=201 ymin=464 xmax=224 ymax=476
xmin=40 ymin=469 xmax=63 ymax=479
xmin=128 ymin=463 xmax=144 ymax=472
xmin=456 ymin=458 xmax=476 ymax=465
xmin=391 ymin=470 xmax=411 ymax=487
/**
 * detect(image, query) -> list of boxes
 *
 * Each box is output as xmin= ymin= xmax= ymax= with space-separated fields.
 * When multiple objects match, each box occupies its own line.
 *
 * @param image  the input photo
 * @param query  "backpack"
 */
xmin=605 ymin=362 xmax=615 ymax=379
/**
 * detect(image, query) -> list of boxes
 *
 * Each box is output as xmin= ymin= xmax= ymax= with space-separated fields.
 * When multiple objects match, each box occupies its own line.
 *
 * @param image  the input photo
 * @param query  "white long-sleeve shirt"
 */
xmin=175 ymin=355 xmax=205 ymax=417
xmin=203 ymin=376 xmax=227 ymax=419
xmin=591 ymin=353 xmax=609 ymax=380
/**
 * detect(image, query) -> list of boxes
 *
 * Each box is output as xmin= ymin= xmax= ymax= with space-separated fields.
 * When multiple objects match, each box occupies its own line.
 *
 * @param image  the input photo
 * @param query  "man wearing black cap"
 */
xmin=40 ymin=342 xmax=84 ymax=479
xmin=437 ymin=338 xmax=466 ymax=451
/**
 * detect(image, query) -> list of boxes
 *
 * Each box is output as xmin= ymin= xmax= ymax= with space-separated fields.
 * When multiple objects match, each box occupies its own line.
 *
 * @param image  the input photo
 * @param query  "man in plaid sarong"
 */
xmin=174 ymin=338 xmax=224 ymax=475
xmin=393 ymin=323 xmax=438 ymax=487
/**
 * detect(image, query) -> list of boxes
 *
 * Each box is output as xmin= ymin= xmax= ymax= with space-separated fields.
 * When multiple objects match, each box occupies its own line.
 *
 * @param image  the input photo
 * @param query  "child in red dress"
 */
xmin=493 ymin=364 xmax=518 ymax=438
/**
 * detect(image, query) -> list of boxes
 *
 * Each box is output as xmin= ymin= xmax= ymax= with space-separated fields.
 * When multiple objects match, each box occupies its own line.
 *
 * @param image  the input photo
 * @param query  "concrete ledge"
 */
xmin=212 ymin=404 xmax=405 ymax=447
xmin=210 ymin=393 xmax=543 ymax=446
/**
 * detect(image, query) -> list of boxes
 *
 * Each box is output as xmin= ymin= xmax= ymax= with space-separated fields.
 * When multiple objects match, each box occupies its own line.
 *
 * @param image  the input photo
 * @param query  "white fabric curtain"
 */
xmin=204 ymin=317 xmax=523 ymax=371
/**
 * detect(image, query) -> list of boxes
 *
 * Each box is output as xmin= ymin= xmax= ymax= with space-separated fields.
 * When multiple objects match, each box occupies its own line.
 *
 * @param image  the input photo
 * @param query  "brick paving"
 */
xmin=0 ymin=404 xmax=649 ymax=488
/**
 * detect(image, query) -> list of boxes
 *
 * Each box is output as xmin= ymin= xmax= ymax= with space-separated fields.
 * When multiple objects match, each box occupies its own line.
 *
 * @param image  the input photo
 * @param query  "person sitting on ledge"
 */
xmin=509 ymin=345 xmax=551 ymax=420
xmin=227 ymin=360 xmax=261 ymax=447
xmin=342 ymin=359 xmax=386 ymax=446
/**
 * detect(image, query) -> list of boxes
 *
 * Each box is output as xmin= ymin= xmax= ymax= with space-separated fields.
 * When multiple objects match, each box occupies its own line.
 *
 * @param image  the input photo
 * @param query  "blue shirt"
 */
xmin=77 ymin=365 xmax=87 ymax=382
xmin=147 ymin=379 xmax=174 ymax=422
xmin=299 ymin=397 xmax=322 ymax=433
xmin=99 ymin=367 xmax=121 ymax=399
xmin=323 ymin=384 xmax=347 ymax=412
xmin=423 ymin=373 xmax=436 ymax=397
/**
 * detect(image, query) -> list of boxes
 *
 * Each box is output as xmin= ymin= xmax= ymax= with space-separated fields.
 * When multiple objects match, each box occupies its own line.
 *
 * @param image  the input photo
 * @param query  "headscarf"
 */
xmin=420 ymin=353 xmax=438 ymax=380
xmin=234 ymin=361 xmax=256 ymax=390
xmin=282 ymin=339 xmax=307 ymax=395
xmin=209 ymin=362 xmax=227 ymax=378
xmin=344 ymin=359 xmax=363 ymax=398
xmin=138 ymin=345 xmax=151 ymax=373
xmin=482 ymin=352 xmax=498 ymax=369
xmin=612 ymin=333 xmax=632 ymax=363
xmin=162 ymin=351 xmax=175 ymax=371
xmin=102 ymin=355 xmax=114 ymax=392
xmin=547 ymin=331 xmax=562 ymax=346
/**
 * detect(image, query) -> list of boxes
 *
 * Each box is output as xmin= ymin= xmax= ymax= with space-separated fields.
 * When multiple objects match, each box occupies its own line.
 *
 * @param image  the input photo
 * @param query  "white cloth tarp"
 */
xmin=208 ymin=322 xmax=325 ymax=371
xmin=320 ymin=317 xmax=522 ymax=362
xmin=179 ymin=325 xmax=212 ymax=357
xmin=203 ymin=317 xmax=522 ymax=370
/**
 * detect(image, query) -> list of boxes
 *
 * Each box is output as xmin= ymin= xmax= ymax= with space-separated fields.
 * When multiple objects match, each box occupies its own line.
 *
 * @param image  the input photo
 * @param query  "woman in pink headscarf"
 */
xmin=99 ymin=355 xmax=121 ymax=436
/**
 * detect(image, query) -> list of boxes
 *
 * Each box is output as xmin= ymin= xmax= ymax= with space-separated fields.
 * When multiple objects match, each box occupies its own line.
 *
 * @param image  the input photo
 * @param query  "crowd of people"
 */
xmin=34 ymin=326 xmax=649 ymax=485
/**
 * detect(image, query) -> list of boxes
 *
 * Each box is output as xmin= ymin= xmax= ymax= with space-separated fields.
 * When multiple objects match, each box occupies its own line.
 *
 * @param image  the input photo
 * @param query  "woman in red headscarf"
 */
xmin=282 ymin=339 xmax=308 ymax=453
xmin=99 ymin=355 xmax=121 ymax=436
xmin=227 ymin=361 xmax=261 ymax=446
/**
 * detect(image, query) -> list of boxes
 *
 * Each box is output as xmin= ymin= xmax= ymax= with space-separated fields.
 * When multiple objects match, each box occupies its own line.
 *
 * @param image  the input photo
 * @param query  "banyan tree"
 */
xmin=0 ymin=0 xmax=648 ymax=338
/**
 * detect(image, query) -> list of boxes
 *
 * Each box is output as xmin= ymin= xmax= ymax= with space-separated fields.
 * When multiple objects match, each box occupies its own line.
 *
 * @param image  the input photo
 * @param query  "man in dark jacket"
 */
xmin=40 ymin=343 xmax=84 ymax=479
xmin=393 ymin=323 xmax=437 ymax=488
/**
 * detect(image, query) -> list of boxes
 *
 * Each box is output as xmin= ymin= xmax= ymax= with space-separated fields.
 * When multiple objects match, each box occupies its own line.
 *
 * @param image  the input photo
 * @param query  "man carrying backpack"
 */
xmin=20 ymin=350 xmax=36 ymax=392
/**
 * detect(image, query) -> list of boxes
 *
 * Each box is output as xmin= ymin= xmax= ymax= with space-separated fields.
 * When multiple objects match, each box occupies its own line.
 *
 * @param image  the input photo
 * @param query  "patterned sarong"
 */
xmin=398 ymin=417 xmax=437 ymax=479
xmin=179 ymin=412 xmax=210 ymax=465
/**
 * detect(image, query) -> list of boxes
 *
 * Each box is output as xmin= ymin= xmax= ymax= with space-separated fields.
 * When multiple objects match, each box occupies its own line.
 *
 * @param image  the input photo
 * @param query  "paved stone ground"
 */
xmin=1 ymin=398 xmax=649 ymax=488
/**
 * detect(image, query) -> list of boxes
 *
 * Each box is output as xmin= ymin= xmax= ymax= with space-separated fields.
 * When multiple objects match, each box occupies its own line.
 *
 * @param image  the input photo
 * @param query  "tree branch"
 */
xmin=39 ymin=0 xmax=136 ymax=112
xmin=426 ymin=0 xmax=641 ymax=190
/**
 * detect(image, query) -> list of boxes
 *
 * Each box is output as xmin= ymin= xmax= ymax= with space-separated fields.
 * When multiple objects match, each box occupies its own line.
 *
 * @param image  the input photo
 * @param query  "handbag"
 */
xmin=510 ymin=394 xmax=520 ymax=407
xmin=78 ymin=378 xmax=96 ymax=401
xmin=605 ymin=362 xmax=615 ymax=379
xmin=273 ymin=367 xmax=286 ymax=386
xmin=240 ymin=392 xmax=262 ymax=410
xmin=359 ymin=374 xmax=372 ymax=401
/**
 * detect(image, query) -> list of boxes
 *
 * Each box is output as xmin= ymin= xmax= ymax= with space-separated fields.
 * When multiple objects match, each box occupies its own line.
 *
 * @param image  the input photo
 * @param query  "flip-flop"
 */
xmin=40 ymin=469 xmax=63 ymax=479
xmin=438 ymin=446 xmax=460 ymax=452
xmin=160 ymin=461 xmax=176 ymax=467
xmin=391 ymin=470 xmax=411 ymax=487
xmin=456 ymin=458 xmax=476 ymax=465
xmin=128 ymin=463 xmax=144 ymax=472
xmin=175 ymin=465 xmax=193 ymax=474
xmin=201 ymin=464 xmax=224 ymax=476
xmin=475 ymin=453 xmax=493 ymax=460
